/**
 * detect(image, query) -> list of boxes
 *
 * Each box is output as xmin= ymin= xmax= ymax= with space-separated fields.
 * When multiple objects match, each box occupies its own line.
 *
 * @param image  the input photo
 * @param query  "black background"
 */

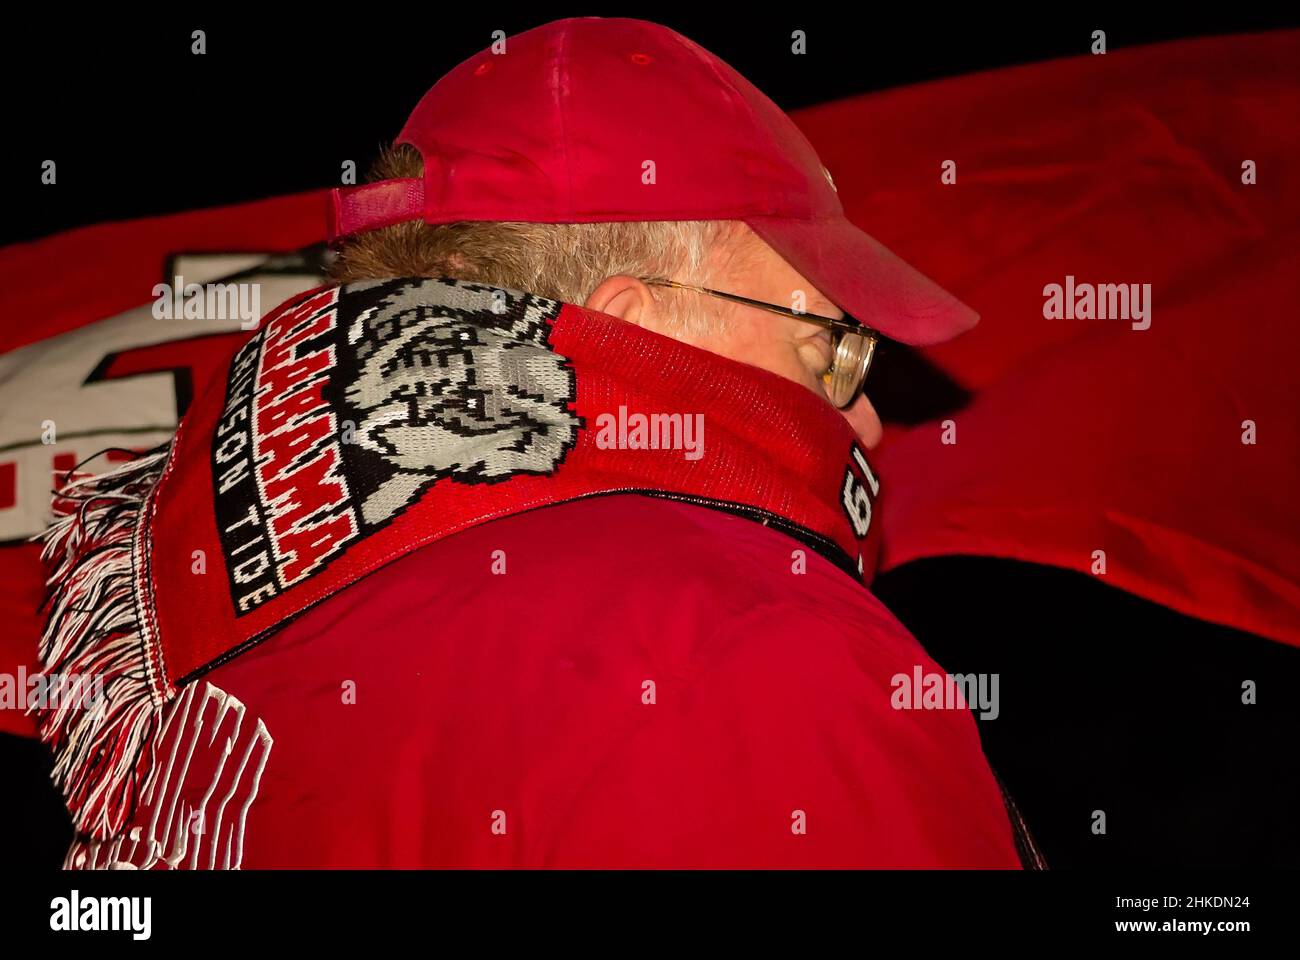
xmin=4 ymin=8 xmax=1299 ymax=871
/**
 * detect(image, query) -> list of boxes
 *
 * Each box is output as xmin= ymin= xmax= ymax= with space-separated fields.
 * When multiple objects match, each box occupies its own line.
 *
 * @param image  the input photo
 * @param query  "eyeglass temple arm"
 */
xmin=643 ymin=277 xmax=877 ymax=338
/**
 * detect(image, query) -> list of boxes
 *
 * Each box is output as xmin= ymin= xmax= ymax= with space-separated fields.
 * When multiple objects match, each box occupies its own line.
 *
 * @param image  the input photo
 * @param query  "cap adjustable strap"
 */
xmin=326 ymin=178 xmax=425 ymax=244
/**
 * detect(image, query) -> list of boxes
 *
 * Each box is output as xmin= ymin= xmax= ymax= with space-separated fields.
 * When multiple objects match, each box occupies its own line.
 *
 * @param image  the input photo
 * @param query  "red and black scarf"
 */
xmin=37 ymin=277 xmax=882 ymax=841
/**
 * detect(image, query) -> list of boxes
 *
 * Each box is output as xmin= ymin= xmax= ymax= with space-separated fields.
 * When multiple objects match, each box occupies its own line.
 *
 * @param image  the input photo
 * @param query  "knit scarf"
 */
xmin=37 ymin=277 xmax=883 ymax=842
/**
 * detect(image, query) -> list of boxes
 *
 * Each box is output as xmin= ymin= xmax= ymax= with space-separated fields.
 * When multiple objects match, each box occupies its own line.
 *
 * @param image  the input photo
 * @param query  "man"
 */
xmin=37 ymin=17 xmax=1025 ymax=868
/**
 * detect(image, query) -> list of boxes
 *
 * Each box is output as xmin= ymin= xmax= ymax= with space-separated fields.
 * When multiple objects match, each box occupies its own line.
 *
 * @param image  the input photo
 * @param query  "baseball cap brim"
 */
xmin=744 ymin=214 xmax=978 ymax=346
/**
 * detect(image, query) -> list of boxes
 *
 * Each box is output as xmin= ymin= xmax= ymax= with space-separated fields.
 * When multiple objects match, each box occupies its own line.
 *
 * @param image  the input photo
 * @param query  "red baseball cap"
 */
xmin=327 ymin=17 xmax=977 ymax=345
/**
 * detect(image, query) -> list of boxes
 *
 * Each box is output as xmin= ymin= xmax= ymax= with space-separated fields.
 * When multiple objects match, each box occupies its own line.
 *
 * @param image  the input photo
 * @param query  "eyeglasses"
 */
xmin=641 ymin=277 xmax=879 ymax=409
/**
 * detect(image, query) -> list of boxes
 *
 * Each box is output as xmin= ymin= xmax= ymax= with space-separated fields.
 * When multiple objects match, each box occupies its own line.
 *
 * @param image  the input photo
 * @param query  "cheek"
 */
xmin=756 ymin=338 xmax=810 ymax=382
xmin=745 ymin=324 xmax=821 ymax=387
xmin=692 ymin=316 xmax=822 ymax=392
xmin=707 ymin=315 xmax=765 ymax=363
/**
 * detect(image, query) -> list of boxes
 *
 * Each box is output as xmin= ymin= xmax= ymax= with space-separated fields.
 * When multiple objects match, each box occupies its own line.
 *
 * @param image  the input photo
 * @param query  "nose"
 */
xmin=839 ymin=393 xmax=883 ymax=450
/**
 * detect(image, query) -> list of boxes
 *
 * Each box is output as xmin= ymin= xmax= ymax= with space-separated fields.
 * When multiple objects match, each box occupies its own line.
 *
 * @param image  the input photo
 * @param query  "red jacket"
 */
xmin=80 ymin=494 xmax=1019 ymax=869
xmin=42 ymin=279 xmax=1022 ymax=870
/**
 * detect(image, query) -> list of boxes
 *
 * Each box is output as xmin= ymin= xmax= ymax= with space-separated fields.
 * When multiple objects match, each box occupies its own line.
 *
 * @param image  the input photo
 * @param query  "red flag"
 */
xmin=796 ymin=31 xmax=1300 ymax=645
xmin=0 ymin=193 xmax=326 ymax=736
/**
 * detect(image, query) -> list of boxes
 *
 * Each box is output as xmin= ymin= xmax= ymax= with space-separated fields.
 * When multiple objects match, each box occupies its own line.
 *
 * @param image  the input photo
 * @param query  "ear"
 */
xmin=584 ymin=275 xmax=663 ymax=332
